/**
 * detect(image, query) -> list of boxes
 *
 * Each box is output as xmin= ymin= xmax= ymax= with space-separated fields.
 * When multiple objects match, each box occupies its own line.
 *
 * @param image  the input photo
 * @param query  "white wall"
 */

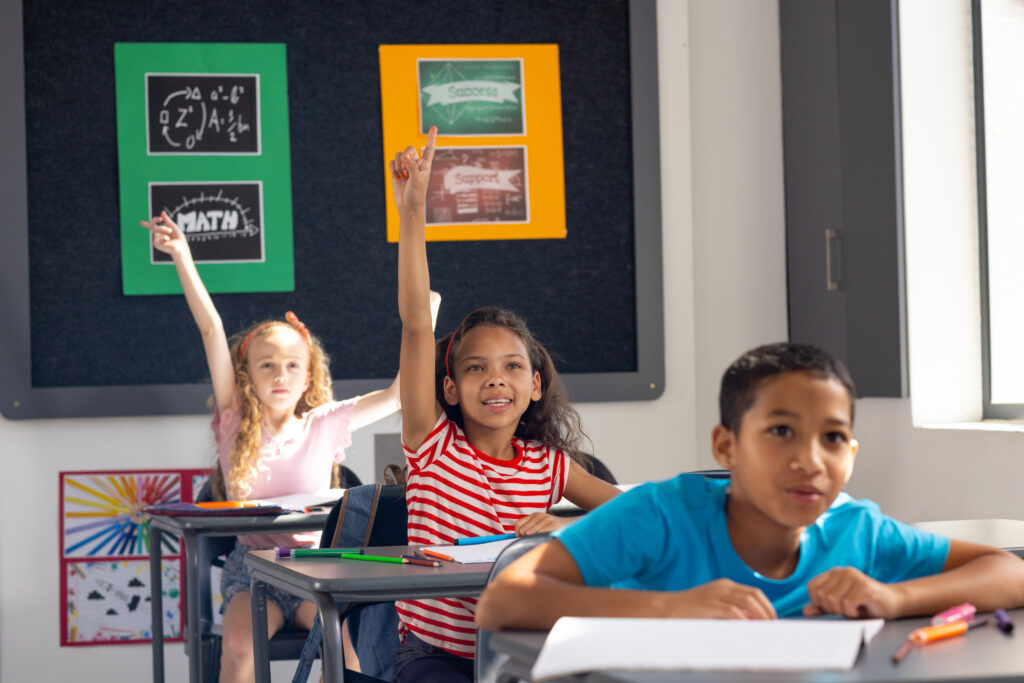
xmin=6 ymin=1 xmax=1023 ymax=681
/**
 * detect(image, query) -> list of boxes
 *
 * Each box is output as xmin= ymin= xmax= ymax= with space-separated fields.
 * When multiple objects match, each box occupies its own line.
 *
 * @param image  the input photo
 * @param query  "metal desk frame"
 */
xmin=148 ymin=511 xmax=328 ymax=683
xmin=244 ymin=546 xmax=493 ymax=683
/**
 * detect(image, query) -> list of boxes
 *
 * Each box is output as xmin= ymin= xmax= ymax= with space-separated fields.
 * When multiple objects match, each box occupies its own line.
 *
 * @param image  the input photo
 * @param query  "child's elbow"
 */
xmin=475 ymin=584 xmax=509 ymax=631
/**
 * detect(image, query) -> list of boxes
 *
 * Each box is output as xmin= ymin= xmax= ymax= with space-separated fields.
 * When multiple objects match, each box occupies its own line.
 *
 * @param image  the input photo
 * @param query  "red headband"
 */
xmin=444 ymin=331 xmax=457 ymax=378
xmin=238 ymin=311 xmax=312 ymax=360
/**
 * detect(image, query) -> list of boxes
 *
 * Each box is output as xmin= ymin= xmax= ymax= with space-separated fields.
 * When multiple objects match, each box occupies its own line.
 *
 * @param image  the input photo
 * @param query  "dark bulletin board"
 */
xmin=0 ymin=0 xmax=663 ymax=419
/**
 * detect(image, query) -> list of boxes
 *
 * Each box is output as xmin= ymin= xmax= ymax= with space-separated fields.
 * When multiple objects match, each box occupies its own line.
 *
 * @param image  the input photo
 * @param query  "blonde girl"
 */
xmin=140 ymin=212 xmax=406 ymax=683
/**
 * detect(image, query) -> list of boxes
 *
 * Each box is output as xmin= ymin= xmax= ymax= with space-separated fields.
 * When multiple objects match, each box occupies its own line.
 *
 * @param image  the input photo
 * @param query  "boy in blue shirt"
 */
xmin=477 ymin=343 xmax=1024 ymax=627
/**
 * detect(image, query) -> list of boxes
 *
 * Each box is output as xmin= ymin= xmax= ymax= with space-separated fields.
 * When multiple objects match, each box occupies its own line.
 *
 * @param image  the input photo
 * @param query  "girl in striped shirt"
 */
xmin=390 ymin=127 xmax=621 ymax=681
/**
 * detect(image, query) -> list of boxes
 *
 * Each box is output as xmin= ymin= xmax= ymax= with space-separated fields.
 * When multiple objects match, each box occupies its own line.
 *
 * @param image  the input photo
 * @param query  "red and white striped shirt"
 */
xmin=397 ymin=413 xmax=569 ymax=657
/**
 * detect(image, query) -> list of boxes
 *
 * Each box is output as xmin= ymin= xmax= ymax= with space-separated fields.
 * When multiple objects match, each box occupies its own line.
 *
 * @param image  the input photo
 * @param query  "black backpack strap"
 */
xmin=362 ymin=484 xmax=383 ymax=547
xmin=328 ymin=489 xmax=352 ymax=549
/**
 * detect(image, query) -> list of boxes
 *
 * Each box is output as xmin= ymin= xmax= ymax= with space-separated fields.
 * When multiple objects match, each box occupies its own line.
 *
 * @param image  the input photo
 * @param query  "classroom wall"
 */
xmin=4 ymin=1 xmax=1023 ymax=681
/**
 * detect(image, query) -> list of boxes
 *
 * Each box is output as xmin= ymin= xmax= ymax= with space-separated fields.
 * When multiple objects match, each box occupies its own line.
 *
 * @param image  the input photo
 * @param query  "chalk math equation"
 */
xmin=146 ymin=74 xmax=259 ymax=154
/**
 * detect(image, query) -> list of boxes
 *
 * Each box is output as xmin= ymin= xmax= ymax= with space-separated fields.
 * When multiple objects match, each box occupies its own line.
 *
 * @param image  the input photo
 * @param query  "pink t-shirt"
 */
xmin=212 ymin=396 xmax=356 ymax=548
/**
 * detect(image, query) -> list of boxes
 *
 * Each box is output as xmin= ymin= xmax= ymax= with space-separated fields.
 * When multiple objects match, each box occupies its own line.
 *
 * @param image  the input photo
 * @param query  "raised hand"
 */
xmin=390 ymin=125 xmax=437 ymax=213
xmin=803 ymin=566 xmax=904 ymax=619
xmin=139 ymin=210 xmax=189 ymax=258
xmin=664 ymin=579 xmax=777 ymax=620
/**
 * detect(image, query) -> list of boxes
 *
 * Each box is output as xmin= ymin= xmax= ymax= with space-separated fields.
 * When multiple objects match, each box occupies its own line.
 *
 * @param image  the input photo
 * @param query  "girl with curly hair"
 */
xmin=139 ymin=211 xmax=425 ymax=683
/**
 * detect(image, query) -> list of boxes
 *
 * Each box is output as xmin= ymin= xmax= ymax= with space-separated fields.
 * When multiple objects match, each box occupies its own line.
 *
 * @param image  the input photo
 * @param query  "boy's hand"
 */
xmin=390 ymin=125 xmax=437 ymax=213
xmin=139 ymin=210 xmax=189 ymax=258
xmin=664 ymin=579 xmax=777 ymax=620
xmin=803 ymin=566 xmax=905 ymax=619
xmin=515 ymin=512 xmax=570 ymax=537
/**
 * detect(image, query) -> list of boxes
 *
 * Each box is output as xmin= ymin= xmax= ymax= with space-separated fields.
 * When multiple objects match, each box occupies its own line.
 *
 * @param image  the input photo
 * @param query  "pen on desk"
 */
xmin=277 ymin=548 xmax=363 ymax=559
xmin=995 ymin=609 xmax=1014 ymax=634
xmin=401 ymin=554 xmax=443 ymax=567
xmin=420 ymin=548 xmax=455 ymax=562
xmin=455 ymin=532 xmax=517 ymax=546
xmin=891 ymin=640 xmax=913 ymax=665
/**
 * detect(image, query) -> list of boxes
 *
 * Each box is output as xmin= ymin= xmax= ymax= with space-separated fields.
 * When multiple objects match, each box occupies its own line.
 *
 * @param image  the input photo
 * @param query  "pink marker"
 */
xmin=931 ymin=602 xmax=976 ymax=626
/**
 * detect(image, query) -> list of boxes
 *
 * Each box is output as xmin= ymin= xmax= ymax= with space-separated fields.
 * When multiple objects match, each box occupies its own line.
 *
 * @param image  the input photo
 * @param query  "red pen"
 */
xmin=402 ymin=554 xmax=442 ymax=567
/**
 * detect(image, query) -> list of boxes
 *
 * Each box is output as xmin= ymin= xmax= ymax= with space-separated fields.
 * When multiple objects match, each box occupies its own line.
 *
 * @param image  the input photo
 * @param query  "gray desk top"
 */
xmin=148 ymin=510 xmax=328 ymax=535
xmin=244 ymin=546 xmax=493 ymax=600
xmin=490 ymin=608 xmax=1024 ymax=682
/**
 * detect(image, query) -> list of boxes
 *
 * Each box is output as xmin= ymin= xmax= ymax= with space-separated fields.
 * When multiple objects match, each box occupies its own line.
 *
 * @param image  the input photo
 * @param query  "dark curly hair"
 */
xmin=719 ymin=342 xmax=856 ymax=433
xmin=435 ymin=306 xmax=589 ymax=464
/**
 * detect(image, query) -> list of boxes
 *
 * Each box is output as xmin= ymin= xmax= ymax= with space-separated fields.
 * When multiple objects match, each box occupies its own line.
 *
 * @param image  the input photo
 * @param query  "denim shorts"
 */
xmin=220 ymin=544 xmax=306 ymax=626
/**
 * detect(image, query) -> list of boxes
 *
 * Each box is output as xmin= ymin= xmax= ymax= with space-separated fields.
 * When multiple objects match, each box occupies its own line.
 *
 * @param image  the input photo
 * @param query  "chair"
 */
xmin=193 ymin=465 xmax=361 ymax=681
xmin=475 ymin=533 xmax=552 ymax=683
xmin=580 ymin=452 xmax=617 ymax=485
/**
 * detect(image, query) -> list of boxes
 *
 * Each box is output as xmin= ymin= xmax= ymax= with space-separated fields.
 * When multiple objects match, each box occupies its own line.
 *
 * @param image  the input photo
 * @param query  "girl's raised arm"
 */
xmin=140 ymin=211 xmax=235 ymax=412
xmin=393 ymin=126 xmax=442 ymax=450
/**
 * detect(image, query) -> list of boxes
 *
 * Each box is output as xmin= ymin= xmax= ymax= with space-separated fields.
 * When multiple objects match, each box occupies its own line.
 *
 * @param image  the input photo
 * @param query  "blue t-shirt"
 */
xmin=553 ymin=473 xmax=950 ymax=617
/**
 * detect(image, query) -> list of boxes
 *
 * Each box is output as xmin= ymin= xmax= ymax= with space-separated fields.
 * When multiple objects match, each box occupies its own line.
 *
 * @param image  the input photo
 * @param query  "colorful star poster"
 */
xmin=114 ymin=43 xmax=295 ymax=295
xmin=379 ymin=44 xmax=566 ymax=242
xmin=60 ymin=468 xmax=209 ymax=646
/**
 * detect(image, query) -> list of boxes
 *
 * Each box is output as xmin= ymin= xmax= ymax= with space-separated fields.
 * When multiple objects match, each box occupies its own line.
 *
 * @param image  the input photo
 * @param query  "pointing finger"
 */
xmin=422 ymin=126 xmax=437 ymax=164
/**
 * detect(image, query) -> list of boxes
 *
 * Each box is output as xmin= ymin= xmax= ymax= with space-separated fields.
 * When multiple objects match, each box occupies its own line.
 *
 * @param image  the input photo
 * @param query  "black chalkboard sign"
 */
xmin=0 ymin=0 xmax=663 ymax=419
xmin=146 ymin=74 xmax=259 ymax=154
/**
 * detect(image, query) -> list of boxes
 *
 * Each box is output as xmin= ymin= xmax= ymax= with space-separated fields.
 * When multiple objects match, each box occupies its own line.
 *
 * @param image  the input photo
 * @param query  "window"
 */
xmin=975 ymin=0 xmax=1024 ymax=416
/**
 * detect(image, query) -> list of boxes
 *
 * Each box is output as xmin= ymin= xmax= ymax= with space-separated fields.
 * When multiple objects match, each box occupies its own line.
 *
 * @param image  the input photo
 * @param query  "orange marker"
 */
xmin=420 ymin=548 xmax=454 ymax=562
xmin=195 ymin=501 xmax=259 ymax=509
xmin=910 ymin=617 xmax=988 ymax=645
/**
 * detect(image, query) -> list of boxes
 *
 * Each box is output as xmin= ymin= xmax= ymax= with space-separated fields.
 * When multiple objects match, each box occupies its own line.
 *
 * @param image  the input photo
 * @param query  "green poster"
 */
xmin=115 ymin=43 xmax=294 ymax=295
xmin=418 ymin=59 xmax=525 ymax=136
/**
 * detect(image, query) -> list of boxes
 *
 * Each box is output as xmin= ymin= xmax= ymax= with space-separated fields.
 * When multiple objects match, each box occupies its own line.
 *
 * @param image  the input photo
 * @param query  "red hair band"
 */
xmin=444 ymin=331 xmax=457 ymax=378
xmin=238 ymin=311 xmax=311 ymax=360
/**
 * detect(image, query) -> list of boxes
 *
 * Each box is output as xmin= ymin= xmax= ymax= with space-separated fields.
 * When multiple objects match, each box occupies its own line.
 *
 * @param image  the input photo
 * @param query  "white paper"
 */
xmin=531 ymin=617 xmax=885 ymax=680
xmin=256 ymin=489 xmax=346 ymax=511
xmin=424 ymin=538 xmax=517 ymax=563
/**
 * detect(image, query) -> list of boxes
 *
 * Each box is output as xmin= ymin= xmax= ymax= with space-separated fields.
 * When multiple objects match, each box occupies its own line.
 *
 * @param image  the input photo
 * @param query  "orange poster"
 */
xmin=379 ymin=44 xmax=566 ymax=242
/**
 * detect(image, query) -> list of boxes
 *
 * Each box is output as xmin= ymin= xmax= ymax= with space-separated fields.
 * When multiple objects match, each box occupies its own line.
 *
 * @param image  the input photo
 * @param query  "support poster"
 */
xmin=379 ymin=44 xmax=566 ymax=242
xmin=59 ymin=468 xmax=211 ymax=646
xmin=114 ymin=43 xmax=295 ymax=295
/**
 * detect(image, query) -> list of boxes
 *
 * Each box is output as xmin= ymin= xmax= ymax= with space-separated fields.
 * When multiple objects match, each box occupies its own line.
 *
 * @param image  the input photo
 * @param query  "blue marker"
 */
xmin=454 ymin=532 xmax=516 ymax=546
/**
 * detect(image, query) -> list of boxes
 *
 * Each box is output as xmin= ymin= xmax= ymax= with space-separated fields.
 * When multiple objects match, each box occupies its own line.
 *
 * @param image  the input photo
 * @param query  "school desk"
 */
xmin=913 ymin=519 xmax=1024 ymax=558
xmin=147 ymin=510 xmax=329 ymax=683
xmin=244 ymin=546 xmax=494 ymax=683
xmin=487 ymin=607 xmax=1024 ymax=682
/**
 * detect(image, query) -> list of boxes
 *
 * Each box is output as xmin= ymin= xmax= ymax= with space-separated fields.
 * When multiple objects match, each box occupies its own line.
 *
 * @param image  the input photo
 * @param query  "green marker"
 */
xmin=341 ymin=553 xmax=407 ymax=564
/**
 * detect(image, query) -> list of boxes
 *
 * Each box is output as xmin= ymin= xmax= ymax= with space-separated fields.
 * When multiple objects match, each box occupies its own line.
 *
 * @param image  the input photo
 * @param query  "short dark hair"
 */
xmin=718 ymin=342 xmax=856 ymax=433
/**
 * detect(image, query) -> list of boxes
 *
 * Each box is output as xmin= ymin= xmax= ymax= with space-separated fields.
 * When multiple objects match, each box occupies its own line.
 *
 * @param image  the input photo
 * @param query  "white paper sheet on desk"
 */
xmin=531 ymin=617 xmax=885 ymax=680
xmin=425 ymin=538 xmax=517 ymax=563
xmin=255 ymin=489 xmax=346 ymax=511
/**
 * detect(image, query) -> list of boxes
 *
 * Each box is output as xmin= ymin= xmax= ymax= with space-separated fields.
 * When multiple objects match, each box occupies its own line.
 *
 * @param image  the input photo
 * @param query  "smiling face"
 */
xmin=712 ymin=370 xmax=858 ymax=535
xmin=442 ymin=325 xmax=542 ymax=437
xmin=245 ymin=326 xmax=311 ymax=415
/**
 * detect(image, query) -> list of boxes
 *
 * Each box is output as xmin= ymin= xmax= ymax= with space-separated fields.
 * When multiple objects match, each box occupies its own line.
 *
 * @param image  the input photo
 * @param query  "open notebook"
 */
xmin=531 ymin=617 xmax=885 ymax=680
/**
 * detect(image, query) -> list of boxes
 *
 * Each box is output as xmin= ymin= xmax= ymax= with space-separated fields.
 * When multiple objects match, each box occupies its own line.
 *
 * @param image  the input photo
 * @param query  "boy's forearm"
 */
xmin=893 ymin=551 xmax=1024 ymax=617
xmin=477 ymin=572 xmax=670 ymax=631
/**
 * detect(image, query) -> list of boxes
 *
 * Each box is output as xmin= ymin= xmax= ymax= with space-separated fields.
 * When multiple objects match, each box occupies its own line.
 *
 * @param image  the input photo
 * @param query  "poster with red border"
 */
xmin=59 ymin=468 xmax=209 ymax=646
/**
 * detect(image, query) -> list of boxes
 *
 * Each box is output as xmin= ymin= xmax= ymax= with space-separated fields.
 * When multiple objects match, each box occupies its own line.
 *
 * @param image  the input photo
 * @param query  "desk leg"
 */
xmin=251 ymin=578 xmax=272 ymax=683
xmin=149 ymin=525 xmax=164 ymax=683
xmin=182 ymin=531 xmax=202 ymax=683
xmin=314 ymin=592 xmax=345 ymax=683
